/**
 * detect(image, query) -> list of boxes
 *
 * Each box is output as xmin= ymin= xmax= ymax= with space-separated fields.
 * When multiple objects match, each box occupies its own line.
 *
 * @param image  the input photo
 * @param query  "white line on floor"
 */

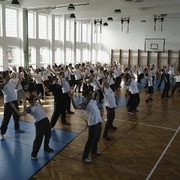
xmin=146 ymin=125 xmax=180 ymax=179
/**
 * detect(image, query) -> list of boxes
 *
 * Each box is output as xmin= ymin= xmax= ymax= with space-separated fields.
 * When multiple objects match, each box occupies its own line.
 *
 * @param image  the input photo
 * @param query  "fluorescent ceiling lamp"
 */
xmin=11 ymin=0 xmax=20 ymax=5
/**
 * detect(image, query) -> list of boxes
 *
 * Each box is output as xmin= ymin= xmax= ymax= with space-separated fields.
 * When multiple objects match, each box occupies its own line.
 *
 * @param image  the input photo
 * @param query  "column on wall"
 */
xmin=128 ymin=49 xmax=130 ymax=67
xmin=137 ymin=49 xmax=140 ymax=66
xmin=119 ymin=49 xmax=122 ymax=65
xmin=157 ymin=52 xmax=160 ymax=70
xmin=147 ymin=51 xmax=150 ymax=68
xmin=167 ymin=50 xmax=171 ymax=66
xmin=111 ymin=49 xmax=113 ymax=65
xmin=179 ymin=50 xmax=180 ymax=71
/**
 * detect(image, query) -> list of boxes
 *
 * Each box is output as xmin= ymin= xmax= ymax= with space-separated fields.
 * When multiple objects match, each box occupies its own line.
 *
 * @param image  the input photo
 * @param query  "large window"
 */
xmin=55 ymin=17 xmax=61 ymax=40
xmin=0 ymin=47 xmax=3 ymax=70
xmin=82 ymin=23 xmax=87 ymax=42
xmin=5 ymin=8 xmax=18 ymax=37
xmin=76 ymin=21 xmax=81 ymax=42
xmin=28 ymin=11 xmax=36 ymax=38
xmin=66 ymin=19 xmax=74 ymax=41
xmin=40 ymin=47 xmax=49 ymax=65
xmin=38 ymin=14 xmax=48 ymax=39
xmin=76 ymin=49 xmax=81 ymax=64
xmin=82 ymin=48 xmax=89 ymax=61
xmin=29 ymin=47 xmax=36 ymax=65
xmin=55 ymin=48 xmax=62 ymax=65
xmin=7 ymin=46 xmax=20 ymax=66
xmin=66 ymin=48 xmax=72 ymax=65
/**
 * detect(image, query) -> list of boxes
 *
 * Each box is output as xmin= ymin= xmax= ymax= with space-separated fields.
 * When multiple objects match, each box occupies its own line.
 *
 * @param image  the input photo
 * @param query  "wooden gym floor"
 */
xmin=0 ymin=83 xmax=180 ymax=180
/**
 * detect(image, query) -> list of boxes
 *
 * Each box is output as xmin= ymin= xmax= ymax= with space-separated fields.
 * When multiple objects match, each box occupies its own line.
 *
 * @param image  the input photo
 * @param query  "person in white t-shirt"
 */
xmin=0 ymin=72 xmax=25 ymax=140
xmin=102 ymin=81 xmax=117 ymax=140
xmin=11 ymin=93 xmax=53 ymax=160
xmin=69 ymin=89 xmax=102 ymax=163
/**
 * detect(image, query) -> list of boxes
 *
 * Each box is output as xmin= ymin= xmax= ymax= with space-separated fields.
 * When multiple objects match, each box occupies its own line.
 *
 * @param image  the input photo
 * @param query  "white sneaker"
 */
xmin=31 ymin=156 xmax=38 ymax=160
xmin=83 ymin=158 xmax=92 ymax=163
xmin=0 ymin=134 xmax=5 ymax=141
xmin=128 ymin=111 xmax=134 ymax=115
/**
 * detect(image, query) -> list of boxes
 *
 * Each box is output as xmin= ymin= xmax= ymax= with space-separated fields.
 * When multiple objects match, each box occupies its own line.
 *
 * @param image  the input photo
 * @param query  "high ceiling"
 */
xmin=2 ymin=0 xmax=180 ymax=21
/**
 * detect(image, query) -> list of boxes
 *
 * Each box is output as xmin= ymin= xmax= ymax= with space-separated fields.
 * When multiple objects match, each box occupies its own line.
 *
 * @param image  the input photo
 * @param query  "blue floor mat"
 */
xmin=0 ymin=118 xmax=78 ymax=179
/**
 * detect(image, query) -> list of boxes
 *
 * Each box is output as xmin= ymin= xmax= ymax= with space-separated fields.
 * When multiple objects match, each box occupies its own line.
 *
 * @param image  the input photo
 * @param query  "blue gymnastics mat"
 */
xmin=0 ymin=118 xmax=78 ymax=179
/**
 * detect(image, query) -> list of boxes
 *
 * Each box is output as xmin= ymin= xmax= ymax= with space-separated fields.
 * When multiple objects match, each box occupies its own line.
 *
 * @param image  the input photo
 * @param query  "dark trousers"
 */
xmin=128 ymin=93 xmax=140 ymax=112
xmin=63 ymin=92 xmax=71 ymax=113
xmin=1 ymin=100 xmax=20 ymax=135
xmin=31 ymin=118 xmax=51 ymax=157
xmin=50 ymin=102 xmax=63 ymax=127
xmin=35 ymin=84 xmax=44 ymax=98
xmin=162 ymin=83 xmax=170 ymax=98
xmin=103 ymin=107 xmax=115 ymax=137
xmin=171 ymin=82 xmax=180 ymax=95
xmin=115 ymin=76 xmax=121 ymax=89
xmin=82 ymin=122 xmax=102 ymax=160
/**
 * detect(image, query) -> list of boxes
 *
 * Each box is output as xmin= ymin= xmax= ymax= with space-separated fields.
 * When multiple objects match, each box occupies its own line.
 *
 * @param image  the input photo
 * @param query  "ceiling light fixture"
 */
xmin=70 ymin=13 xmax=76 ymax=19
xmin=67 ymin=4 xmax=75 ymax=11
xmin=103 ymin=22 xmax=108 ymax=26
xmin=107 ymin=17 xmax=113 ymax=21
xmin=114 ymin=9 xmax=121 ymax=14
xmin=11 ymin=0 xmax=20 ymax=5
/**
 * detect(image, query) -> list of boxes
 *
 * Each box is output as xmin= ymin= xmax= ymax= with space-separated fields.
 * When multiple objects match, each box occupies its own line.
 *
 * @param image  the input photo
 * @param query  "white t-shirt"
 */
xmin=26 ymin=103 xmax=46 ymax=123
xmin=80 ymin=100 xmax=102 ymax=126
xmin=2 ymin=82 xmax=17 ymax=103
xmin=103 ymin=87 xmax=116 ymax=108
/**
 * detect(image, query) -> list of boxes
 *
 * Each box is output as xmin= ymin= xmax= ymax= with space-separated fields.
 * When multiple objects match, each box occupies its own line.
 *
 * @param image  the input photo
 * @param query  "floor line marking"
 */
xmin=115 ymin=119 xmax=177 ymax=131
xmin=146 ymin=125 xmax=180 ymax=180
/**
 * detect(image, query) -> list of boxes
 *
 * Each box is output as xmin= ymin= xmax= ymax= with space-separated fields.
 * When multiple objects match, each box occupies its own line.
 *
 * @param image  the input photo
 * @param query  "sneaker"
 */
xmin=145 ymin=99 xmax=149 ymax=103
xmin=149 ymin=98 xmax=153 ymax=101
xmin=0 ymin=134 xmax=5 ymax=141
xmin=128 ymin=111 xmax=134 ymax=115
xmin=31 ymin=156 xmax=38 ymax=160
xmin=67 ymin=111 xmax=75 ymax=115
xmin=51 ymin=128 xmax=55 ymax=132
xmin=103 ymin=135 xmax=111 ymax=140
xmin=15 ymin=129 xmax=25 ymax=133
xmin=83 ymin=158 xmax=92 ymax=163
xmin=44 ymin=147 xmax=54 ymax=152
xmin=62 ymin=121 xmax=71 ymax=125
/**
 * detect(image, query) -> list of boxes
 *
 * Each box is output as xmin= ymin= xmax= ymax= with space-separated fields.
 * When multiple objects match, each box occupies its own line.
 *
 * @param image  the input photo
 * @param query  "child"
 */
xmin=69 ymin=89 xmax=102 ymax=163
xmin=11 ymin=93 xmax=53 ymax=160
xmin=102 ymin=80 xmax=117 ymax=140
xmin=145 ymin=72 xmax=154 ymax=102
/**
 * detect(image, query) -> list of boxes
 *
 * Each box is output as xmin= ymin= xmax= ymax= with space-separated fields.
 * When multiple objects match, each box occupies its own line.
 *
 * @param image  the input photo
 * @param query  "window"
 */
xmin=40 ymin=47 xmax=49 ymax=65
xmin=76 ymin=49 xmax=81 ymax=64
xmin=66 ymin=48 xmax=72 ymax=65
xmin=66 ymin=19 xmax=70 ymax=41
xmin=5 ymin=8 xmax=18 ymax=37
xmin=0 ymin=47 xmax=3 ymax=70
xmin=29 ymin=47 xmax=36 ymax=64
xmin=38 ymin=14 xmax=48 ymax=39
xmin=55 ymin=17 xmax=61 ymax=40
xmin=66 ymin=19 xmax=74 ymax=41
xmin=0 ymin=6 xmax=2 ymax=37
xmin=82 ymin=23 xmax=87 ymax=42
xmin=82 ymin=48 xmax=89 ymax=61
xmin=7 ymin=46 xmax=20 ymax=65
xmin=28 ymin=11 xmax=36 ymax=38
xmin=55 ymin=48 xmax=62 ymax=65
xmin=76 ymin=21 xmax=81 ymax=42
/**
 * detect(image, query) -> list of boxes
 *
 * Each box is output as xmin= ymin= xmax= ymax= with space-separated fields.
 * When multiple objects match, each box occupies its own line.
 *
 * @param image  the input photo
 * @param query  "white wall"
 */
xmin=101 ymin=18 xmax=180 ymax=56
